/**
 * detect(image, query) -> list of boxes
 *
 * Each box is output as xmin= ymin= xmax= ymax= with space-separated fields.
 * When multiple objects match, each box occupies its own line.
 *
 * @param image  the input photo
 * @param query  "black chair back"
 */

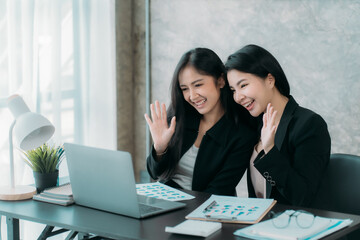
xmin=311 ymin=153 xmax=360 ymax=240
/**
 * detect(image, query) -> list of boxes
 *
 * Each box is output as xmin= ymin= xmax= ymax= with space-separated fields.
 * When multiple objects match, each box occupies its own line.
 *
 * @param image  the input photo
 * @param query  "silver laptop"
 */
xmin=64 ymin=143 xmax=185 ymax=218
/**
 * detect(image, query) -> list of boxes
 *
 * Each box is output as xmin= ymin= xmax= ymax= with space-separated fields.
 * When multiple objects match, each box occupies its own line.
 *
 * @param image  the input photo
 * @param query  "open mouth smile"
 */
xmin=193 ymin=99 xmax=207 ymax=107
xmin=243 ymin=100 xmax=254 ymax=111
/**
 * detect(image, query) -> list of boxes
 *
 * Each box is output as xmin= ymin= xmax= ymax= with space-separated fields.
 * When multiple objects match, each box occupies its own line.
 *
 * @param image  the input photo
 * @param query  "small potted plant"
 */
xmin=22 ymin=143 xmax=65 ymax=192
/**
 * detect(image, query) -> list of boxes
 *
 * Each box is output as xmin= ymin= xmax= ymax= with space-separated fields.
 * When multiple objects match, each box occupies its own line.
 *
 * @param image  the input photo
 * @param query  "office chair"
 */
xmin=311 ymin=153 xmax=360 ymax=240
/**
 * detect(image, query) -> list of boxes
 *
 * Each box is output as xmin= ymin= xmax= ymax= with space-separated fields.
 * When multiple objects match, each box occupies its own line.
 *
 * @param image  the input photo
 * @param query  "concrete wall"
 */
xmin=149 ymin=0 xmax=360 ymax=158
xmin=120 ymin=0 xmax=360 ymax=180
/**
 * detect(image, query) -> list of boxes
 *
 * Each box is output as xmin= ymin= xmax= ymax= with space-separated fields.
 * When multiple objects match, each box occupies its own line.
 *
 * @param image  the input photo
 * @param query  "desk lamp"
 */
xmin=0 ymin=95 xmax=55 ymax=201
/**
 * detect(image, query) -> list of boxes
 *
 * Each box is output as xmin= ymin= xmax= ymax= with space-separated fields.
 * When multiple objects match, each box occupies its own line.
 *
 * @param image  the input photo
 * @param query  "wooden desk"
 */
xmin=1 ymin=190 xmax=360 ymax=240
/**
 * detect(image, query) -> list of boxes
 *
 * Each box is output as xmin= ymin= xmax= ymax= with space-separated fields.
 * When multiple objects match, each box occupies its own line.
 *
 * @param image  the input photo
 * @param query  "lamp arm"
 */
xmin=9 ymin=120 xmax=16 ymax=189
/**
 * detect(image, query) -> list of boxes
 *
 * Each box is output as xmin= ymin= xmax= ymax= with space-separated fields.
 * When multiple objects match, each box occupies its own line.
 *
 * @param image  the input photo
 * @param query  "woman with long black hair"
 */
xmin=145 ymin=48 xmax=256 ymax=196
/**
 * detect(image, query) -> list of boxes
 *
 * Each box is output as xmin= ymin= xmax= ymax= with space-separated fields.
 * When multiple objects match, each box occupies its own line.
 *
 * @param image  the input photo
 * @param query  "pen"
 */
xmin=203 ymin=200 xmax=217 ymax=213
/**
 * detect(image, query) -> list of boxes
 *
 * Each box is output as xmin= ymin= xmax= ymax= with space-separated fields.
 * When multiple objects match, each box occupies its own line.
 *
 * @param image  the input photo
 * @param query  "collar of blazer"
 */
xmin=274 ymin=95 xmax=299 ymax=150
xmin=185 ymin=114 xmax=229 ymax=147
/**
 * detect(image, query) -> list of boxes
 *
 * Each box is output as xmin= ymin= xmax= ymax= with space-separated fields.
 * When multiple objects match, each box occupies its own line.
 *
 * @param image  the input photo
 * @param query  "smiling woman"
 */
xmin=225 ymin=44 xmax=331 ymax=206
xmin=145 ymin=48 xmax=257 ymax=196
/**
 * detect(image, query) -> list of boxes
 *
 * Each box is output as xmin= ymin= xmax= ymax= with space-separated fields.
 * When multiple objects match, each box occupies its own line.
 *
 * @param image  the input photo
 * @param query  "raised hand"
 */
xmin=144 ymin=101 xmax=176 ymax=154
xmin=261 ymin=103 xmax=277 ymax=154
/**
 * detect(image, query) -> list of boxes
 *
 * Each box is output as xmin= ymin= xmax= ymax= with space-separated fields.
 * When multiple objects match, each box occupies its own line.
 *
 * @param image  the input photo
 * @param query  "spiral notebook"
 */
xmin=186 ymin=195 xmax=276 ymax=224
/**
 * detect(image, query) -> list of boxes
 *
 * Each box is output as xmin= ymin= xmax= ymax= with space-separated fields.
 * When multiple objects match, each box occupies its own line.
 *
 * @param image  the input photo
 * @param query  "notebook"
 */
xmin=233 ymin=210 xmax=353 ymax=240
xmin=42 ymin=183 xmax=73 ymax=198
xmin=186 ymin=195 xmax=276 ymax=224
xmin=165 ymin=220 xmax=222 ymax=237
xmin=64 ymin=143 xmax=185 ymax=218
xmin=33 ymin=183 xmax=74 ymax=206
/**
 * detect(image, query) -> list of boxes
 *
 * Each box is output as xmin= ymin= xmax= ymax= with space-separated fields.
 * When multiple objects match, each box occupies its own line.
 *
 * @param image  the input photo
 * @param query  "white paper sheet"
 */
xmin=136 ymin=182 xmax=195 ymax=201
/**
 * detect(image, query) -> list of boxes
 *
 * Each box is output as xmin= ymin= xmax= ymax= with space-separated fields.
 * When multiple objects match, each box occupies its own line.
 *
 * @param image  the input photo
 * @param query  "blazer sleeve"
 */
xmin=254 ymin=114 xmax=331 ymax=206
xmin=146 ymin=145 xmax=171 ymax=180
xmin=203 ymin=127 xmax=257 ymax=196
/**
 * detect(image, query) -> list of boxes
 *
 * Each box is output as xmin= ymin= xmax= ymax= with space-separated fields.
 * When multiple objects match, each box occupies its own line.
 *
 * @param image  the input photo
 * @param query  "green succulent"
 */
xmin=22 ymin=143 xmax=65 ymax=173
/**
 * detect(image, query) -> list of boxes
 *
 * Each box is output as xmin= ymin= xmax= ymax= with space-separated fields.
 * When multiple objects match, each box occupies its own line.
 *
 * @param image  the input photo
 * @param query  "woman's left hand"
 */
xmin=261 ymin=103 xmax=277 ymax=154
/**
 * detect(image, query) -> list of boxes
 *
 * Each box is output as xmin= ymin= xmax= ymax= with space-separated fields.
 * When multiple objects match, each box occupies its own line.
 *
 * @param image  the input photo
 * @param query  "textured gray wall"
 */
xmin=149 ymin=0 xmax=360 ymax=155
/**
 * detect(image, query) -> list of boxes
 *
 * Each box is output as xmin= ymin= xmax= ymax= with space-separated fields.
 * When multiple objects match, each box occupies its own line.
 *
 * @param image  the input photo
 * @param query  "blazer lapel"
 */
xmin=275 ymin=96 xmax=298 ymax=149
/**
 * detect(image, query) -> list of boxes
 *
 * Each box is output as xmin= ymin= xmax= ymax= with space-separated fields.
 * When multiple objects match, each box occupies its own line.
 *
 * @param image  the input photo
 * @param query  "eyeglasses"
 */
xmin=269 ymin=210 xmax=315 ymax=228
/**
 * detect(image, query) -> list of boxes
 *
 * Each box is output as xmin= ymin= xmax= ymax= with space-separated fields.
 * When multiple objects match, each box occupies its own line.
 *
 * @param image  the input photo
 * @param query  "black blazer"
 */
xmin=147 ymin=114 xmax=257 ymax=196
xmin=247 ymin=96 xmax=331 ymax=207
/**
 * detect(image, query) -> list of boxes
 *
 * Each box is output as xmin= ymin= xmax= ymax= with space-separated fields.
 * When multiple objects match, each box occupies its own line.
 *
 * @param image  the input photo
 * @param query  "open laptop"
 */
xmin=64 ymin=142 xmax=185 ymax=218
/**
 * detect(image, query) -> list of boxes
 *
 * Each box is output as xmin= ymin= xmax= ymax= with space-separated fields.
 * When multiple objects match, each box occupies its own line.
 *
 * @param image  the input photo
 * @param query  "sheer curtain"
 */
xmin=0 ymin=0 xmax=115 ymax=238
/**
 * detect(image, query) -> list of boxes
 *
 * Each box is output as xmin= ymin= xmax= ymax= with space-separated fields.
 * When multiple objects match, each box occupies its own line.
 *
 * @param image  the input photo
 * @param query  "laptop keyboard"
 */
xmin=139 ymin=203 xmax=162 ymax=214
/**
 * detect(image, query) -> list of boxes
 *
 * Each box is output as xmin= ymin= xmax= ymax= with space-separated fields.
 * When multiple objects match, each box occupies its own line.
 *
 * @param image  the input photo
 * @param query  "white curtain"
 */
xmin=0 ymin=0 xmax=116 ymax=238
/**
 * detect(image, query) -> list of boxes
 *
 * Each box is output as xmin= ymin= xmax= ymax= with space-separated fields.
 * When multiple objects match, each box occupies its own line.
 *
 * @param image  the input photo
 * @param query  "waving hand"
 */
xmin=144 ymin=101 xmax=176 ymax=154
xmin=261 ymin=103 xmax=277 ymax=154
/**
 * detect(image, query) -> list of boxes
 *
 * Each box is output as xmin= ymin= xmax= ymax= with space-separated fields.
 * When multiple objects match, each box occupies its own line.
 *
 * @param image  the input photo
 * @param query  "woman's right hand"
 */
xmin=261 ymin=103 xmax=277 ymax=154
xmin=144 ymin=101 xmax=176 ymax=154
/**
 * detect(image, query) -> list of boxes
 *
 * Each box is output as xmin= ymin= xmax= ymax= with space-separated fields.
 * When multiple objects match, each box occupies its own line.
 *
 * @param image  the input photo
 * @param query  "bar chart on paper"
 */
xmin=186 ymin=195 xmax=276 ymax=224
xmin=136 ymin=182 xmax=194 ymax=201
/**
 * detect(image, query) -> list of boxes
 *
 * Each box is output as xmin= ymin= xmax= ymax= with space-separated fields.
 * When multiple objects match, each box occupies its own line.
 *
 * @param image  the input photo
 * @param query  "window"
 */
xmin=0 ymin=1 xmax=116 ymax=236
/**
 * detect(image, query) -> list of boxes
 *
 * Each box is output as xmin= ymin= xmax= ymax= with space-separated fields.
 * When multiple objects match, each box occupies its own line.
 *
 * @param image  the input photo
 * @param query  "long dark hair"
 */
xmin=225 ymin=44 xmax=290 ymax=97
xmin=162 ymin=47 xmax=241 ymax=179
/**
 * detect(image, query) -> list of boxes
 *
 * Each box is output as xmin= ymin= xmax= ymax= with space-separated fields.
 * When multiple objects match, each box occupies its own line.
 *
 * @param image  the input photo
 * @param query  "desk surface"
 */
xmin=1 ymin=190 xmax=360 ymax=240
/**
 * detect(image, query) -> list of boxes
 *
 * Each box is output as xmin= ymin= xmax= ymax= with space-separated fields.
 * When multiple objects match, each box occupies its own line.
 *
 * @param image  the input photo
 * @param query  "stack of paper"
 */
xmin=165 ymin=220 xmax=221 ymax=237
xmin=33 ymin=183 xmax=74 ymax=206
xmin=234 ymin=210 xmax=353 ymax=240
